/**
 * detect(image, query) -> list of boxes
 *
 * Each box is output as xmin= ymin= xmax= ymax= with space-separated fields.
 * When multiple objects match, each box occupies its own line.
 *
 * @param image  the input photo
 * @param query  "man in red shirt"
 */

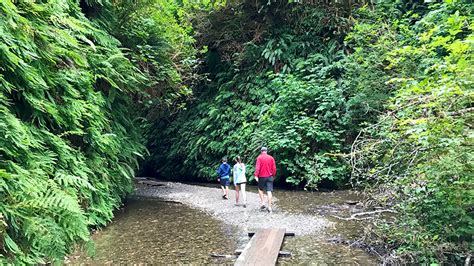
xmin=254 ymin=147 xmax=276 ymax=213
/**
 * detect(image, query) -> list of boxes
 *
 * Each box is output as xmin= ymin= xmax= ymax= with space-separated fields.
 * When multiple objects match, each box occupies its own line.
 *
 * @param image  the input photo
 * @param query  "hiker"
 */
xmin=233 ymin=156 xmax=247 ymax=207
xmin=254 ymin=147 xmax=276 ymax=213
xmin=217 ymin=157 xmax=231 ymax=199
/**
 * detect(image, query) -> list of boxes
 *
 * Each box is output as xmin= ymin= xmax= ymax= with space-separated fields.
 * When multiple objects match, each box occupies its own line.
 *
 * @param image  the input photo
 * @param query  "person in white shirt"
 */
xmin=233 ymin=156 xmax=247 ymax=208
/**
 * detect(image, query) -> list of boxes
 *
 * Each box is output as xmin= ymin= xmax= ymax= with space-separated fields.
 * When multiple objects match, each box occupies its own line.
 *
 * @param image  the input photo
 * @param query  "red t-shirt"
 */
xmin=254 ymin=153 xmax=276 ymax=178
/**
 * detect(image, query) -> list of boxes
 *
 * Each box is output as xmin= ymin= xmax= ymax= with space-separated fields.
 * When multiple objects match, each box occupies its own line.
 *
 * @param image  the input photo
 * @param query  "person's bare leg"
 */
xmin=225 ymin=186 xmax=229 ymax=199
xmin=221 ymin=185 xmax=225 ymax=196
xmin=267 ymin=191 xmax=273 ymax=212
xmin=235 ymin=185 xmax=240 ymax=204
xmin=241 ymin=183 xmax=247 ymax=206
xmin=258 ymin=189 xmax=265 ymax=207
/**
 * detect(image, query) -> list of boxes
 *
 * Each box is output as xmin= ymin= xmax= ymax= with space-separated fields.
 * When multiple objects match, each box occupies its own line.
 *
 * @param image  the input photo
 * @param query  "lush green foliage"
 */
xmin=348 ymin=1 xmax=473 ymax=263
xmin=0 ymin=0 xmax=148 ymax=263
xmin=0 ymin=0 xmax=202 ymax=262
xmin=147 ymin=1 xmax=369 ymax=187
xmin=1 ymin=0 xmax=471 ymax=264
xmin=147 ymin=0 xmax=472 ymax=263
xmin=93 ymin=0 xmax=199 ymax=115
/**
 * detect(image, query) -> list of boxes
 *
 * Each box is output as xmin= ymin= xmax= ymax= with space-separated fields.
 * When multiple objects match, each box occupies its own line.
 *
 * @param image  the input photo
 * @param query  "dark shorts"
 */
xmin=220 ymin=178 xmax=230 ymax=187
xmin=258 ymin=177 xmax=273 ymax=192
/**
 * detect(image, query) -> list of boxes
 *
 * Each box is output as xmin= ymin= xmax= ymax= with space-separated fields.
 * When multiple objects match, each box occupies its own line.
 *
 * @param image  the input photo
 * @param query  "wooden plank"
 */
xmin=235 ymin=228 xmax=286 ymax=266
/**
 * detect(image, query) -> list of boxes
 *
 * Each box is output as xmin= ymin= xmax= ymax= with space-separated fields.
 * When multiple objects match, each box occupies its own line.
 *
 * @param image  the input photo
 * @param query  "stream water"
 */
xmin=68 ymin=186 xmax=378 ymax=265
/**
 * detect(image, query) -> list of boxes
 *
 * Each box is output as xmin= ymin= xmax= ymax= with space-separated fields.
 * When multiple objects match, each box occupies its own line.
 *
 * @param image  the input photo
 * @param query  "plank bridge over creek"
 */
xmin=235 ymin=228 xmax=294 ymax=266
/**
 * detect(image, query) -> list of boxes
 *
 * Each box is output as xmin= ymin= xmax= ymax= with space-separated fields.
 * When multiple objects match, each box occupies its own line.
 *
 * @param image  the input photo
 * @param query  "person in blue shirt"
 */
xmin=217 ymin=157 xmax=231 ymax=199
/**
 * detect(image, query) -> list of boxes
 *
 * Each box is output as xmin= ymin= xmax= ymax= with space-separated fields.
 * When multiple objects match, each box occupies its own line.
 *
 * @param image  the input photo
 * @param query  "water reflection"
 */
xmin=275 ymin=189 xmax=377 ymax=265
xmin=281 ymin=234 xmax=376 ymax=265
xmin=69 ymin=197 xmax=239 ymax=264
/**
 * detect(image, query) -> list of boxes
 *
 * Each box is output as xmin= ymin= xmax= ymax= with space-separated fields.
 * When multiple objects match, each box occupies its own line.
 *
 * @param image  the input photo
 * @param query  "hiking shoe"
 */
xmin=224 ymin=195 xmax=229 ymax=200
xmin=222 ymin=195 xmax=227 ymax=199
xmin=243 ymin=204 xmax=247 ymax=208
xmin=267 ymin=207 xmax=273 ymax=213
xmin=260 ymin=205 xmax=266 ymax=210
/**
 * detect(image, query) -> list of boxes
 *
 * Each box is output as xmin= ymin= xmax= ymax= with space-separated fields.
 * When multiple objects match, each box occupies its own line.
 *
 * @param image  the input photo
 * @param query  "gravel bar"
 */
xmin=134 ymin=181 xmax=331 ymax=236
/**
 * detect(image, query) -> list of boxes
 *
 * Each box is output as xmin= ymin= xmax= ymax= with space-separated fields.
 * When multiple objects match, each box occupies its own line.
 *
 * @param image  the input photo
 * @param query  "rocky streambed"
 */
xmin=68 ymin=180 xmax=378 ymax=264
xmin=134 ymin=180 xmax=330 ymax=236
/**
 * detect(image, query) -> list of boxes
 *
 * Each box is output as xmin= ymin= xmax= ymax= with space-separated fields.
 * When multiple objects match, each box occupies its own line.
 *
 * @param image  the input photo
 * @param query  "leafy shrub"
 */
xmin=350 ymin=1 xmax=473 ymax=263
xmin=147 ymin=2 xmax=374 ymax=188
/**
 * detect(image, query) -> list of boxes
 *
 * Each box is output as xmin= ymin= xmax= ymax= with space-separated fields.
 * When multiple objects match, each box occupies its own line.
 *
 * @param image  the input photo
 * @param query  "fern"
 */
xmin=0 ymin=0 xmax=145 ymax=263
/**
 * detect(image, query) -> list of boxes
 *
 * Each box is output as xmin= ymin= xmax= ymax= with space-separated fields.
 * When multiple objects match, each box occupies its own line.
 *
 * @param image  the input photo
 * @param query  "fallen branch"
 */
xmin=332 ymin=209 xmax=398 ymax=220
xmin=210 ymin=253 xmax=235 ymax=258
xmin=445 ymin=107 xmax=474 ymax=117
xmin=353 ymin=209 xmax=398 ymax=216
xmin=332 ymin=215 xmax=372 ymax=221
xmin=137 ymin=180 xmax=164 ymax=186
xmin=235 ymin=249 xmax=292 ymax=257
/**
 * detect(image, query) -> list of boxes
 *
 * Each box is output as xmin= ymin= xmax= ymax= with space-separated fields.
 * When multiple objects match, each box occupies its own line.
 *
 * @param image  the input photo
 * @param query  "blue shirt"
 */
xmin=217 ymin=163 xmax=231 ymax=178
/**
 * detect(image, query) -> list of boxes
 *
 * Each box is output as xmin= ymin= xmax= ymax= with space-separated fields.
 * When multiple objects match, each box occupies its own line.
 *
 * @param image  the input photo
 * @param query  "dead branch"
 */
xmin=332 ymin=209 xmax=397 ymax=221
xmin=445 ymin=107 xmax=474 ymax=117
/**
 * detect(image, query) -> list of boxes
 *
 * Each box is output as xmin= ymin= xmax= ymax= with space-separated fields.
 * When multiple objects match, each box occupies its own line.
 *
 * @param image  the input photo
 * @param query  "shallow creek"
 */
xmin=68 ymin=184 xmax=377 ymax=265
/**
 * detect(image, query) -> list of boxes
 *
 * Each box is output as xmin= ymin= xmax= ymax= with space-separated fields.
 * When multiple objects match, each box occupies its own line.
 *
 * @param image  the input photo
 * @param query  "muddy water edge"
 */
xmin=68 ymin=183 xmax=378 ymax=265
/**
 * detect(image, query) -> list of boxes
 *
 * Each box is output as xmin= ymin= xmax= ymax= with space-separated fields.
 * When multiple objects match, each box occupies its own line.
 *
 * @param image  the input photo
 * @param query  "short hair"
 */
xmin=222 ymin=157 xmax=227 ymax=162
xmin=261 ymin=147 xmax=268 ymax=152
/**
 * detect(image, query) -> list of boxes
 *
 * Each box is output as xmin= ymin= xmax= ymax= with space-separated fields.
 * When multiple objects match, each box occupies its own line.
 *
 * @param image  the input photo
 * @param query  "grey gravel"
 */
xmin=134 ymin=181 xmax=331 ymax=236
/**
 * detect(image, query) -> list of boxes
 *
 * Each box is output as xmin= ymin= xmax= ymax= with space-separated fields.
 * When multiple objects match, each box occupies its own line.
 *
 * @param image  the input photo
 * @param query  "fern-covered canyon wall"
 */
xmin=0 ymin=0 xmax=146 ymax=263
xmin=0 ymin=0 xmax=194 ymax=263
xmin=146 ymin=1 xmax=365 ymax=187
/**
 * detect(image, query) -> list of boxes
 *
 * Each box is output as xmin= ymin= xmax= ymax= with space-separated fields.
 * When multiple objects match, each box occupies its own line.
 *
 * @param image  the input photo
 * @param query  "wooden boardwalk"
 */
xmin=235 ymin=228 xmax=286 ymax=266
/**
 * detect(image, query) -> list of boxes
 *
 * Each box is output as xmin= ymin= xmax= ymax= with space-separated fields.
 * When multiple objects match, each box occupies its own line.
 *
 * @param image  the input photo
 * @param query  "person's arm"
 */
xmin=272 ymin=158 xmax=277 ymax=177
xmin=217 ymin=165 xmax=222 ymax=181
xmin=227 ymin=164 xmax=231 ymax=176
xmin=254 ymin=157 xmax=260 ymax=181
xmin=233 ymin=165 xmax=237 ymax=180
